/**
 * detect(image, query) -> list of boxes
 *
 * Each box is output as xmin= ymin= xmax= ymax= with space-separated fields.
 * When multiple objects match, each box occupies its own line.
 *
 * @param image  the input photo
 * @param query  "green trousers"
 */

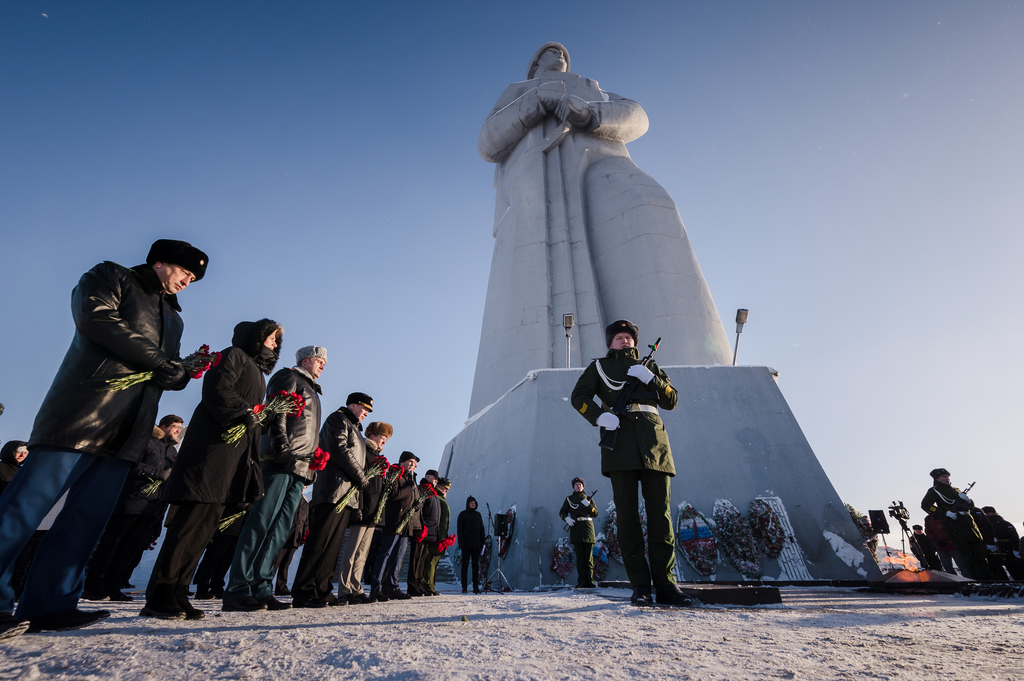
xmin=608 ymin=469 xmax=676 ymax=590
xmin=572 ymin=542 xmax=595 ymax=587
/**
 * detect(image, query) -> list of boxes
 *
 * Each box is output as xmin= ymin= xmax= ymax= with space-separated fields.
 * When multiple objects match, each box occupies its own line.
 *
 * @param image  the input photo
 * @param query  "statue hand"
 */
xmin=535 ymin=82 xmax=564 ymax=112
xmin=556 ymin=95 xmax=592 ymax=127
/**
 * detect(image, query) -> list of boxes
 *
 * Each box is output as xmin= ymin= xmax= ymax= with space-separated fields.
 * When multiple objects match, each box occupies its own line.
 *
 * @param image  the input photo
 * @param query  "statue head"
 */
xmin=527 ymin=42 xmax=570 ymax=79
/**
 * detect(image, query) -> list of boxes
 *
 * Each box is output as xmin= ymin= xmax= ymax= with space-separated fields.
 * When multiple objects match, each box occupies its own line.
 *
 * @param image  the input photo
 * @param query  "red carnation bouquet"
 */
xmin=333 ymin=455 xmax=389 ymax=514
xmin=437 ymin=534 xmax=457 ymax=553
xmin=393 ymin=482 xmax=436 ymax=534
xmin=261 ymin=445 xmax=330 ymax=471
xmin=104 ymin=344 xmax=221 ymax=391
xmin=222 ymin=390 xmax=306 ymax=444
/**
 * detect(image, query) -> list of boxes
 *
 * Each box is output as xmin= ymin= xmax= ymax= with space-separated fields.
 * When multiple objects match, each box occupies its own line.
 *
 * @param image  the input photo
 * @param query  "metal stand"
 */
xmin=484 ymin=506 xmax=513 ymax=593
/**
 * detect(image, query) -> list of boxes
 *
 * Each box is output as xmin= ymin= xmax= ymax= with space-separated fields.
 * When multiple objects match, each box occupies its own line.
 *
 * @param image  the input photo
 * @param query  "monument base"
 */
xmin=440 ymin=366 xmax=880 ymax=590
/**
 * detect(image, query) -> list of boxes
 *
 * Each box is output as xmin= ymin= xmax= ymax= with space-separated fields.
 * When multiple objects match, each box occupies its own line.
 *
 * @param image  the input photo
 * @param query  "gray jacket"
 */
xmin=261 ymin=367 xmax=322 ymax=484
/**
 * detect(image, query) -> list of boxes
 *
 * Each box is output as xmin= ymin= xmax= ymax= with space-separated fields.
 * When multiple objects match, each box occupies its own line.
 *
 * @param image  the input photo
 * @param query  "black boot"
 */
xmin=654 ymin=583 xmax=692 ymax=607
xmin=140 ymin=584 xmax=186 ymax=620
xmin=175 ymin=585 xmax=205 ymax=620
xmin=630 ymin=585 xmax=653 ymax=605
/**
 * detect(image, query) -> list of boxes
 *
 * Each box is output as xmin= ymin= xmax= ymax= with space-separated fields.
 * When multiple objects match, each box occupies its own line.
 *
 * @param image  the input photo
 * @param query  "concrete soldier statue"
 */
xmin=571 ymin=320 xmax=690 ymax=606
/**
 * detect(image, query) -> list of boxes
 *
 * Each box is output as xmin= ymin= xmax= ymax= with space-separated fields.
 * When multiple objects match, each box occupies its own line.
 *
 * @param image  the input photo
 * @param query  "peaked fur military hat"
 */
xmin=605 ymin=319 xmax=639 ymax=347
xmin=146 ymin=239 xmax=209 ymax=281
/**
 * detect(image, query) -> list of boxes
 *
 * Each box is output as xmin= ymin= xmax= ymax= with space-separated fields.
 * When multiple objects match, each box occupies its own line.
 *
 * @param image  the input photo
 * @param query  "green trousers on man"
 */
xmin=608 ymin=469 xmax=676 ymax=589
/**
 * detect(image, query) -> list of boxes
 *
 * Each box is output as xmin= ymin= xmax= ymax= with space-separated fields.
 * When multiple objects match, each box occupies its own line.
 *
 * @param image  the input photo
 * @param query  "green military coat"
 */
xmin=921 ymin=482 xmax=984 ymax=543
xmin=571 ymin=347 xmax=678 ymax=476
xmin=559 ymin=491 xmax=599 ymax=544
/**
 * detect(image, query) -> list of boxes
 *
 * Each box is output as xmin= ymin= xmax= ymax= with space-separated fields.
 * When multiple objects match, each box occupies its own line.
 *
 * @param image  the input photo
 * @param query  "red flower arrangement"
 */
xmin=333 ymin=455 xmax=390 ymax=514
xmin=223 ymin=390 xmax=306 ymax=444
xmin=104 ymin=344 xmax=220 ymax=391
xmin=748 ymin=499 xmax=786 ymax=559
xmin=437 ymin=534 xmax=457 ymax=553
xmin=551 ymin=538 xmax=574 ymax=579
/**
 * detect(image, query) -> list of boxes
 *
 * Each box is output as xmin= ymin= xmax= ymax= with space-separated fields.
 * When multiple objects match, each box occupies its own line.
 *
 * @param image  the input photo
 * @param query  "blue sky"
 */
xmin=2 ymin=2 xmax=1021 ymax=533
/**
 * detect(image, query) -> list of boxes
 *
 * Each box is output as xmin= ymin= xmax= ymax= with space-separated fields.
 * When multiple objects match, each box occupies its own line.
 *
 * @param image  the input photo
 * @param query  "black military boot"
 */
xmin=630 ymin=585 xmax=653 ymax=605
xmin=654 ymin=583 xmax=692 ymax=607
xmin=175 ymin=585 xmax=205 ymax=620
xmin=140 ymin=584 xmax=186 ymax=620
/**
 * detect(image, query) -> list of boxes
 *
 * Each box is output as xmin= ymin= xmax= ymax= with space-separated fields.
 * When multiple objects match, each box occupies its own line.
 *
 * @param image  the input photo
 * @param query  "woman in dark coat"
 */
xmin=142 ymin=318 xmax=282 ymax=620
xmin=0 ymin=440 xmax=28 ymax=496
xmin=457 ymin=496 xmax=486 ymax=593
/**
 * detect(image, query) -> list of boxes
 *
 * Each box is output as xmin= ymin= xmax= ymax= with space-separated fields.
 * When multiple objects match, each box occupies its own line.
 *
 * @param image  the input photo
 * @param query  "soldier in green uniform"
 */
xmin=571 ymin=320 xmax=690 ymax=606
xmin=559 ymin=477 xmax=599 ymax=588
xmin=921 ymin=468 xmax=992 ymax=580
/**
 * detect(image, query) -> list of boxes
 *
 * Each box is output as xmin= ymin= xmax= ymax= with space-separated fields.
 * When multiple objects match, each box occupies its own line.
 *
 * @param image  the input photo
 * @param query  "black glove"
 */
xmin=243 ymin=411 xmax=261 ymax=431
xmin=154 ymin=361 xmax=187 ymax=389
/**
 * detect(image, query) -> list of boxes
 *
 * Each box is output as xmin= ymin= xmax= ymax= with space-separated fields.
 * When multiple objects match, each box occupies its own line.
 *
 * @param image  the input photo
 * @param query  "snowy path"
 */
xmin=2 ymin=587 xmax=1022 ymax=680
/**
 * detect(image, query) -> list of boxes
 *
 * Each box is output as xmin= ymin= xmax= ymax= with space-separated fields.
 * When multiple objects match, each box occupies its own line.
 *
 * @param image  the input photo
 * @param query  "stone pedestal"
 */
xmin=440 ymin=366 xmax=880 ymax=589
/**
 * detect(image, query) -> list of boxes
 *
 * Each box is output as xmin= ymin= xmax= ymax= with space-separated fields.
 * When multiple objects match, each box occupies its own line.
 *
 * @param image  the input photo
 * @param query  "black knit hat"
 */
xmin=572 ymin=477 xmax=585 ymax=488
xmin=146 ymin=239 xmax=209 ymax=281
xmin=929 ymin=467 xmax=950 ymax=480
xmin=399 ymin=451 xmax=419 ymax=464
xmin=346 ymin=392 xmax=373 ymax=412
xmin=605 ymin=319 xmax=639 ymax=347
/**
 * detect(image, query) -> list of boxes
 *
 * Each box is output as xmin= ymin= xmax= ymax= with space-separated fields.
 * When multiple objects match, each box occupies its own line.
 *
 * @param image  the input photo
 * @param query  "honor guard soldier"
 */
xmin=559 ymin=477 xmax=598 ymax=588
xmin=921 ymin=468 xmax=992 ymax=580
xmin=571 ymin=320 xmax=690 ymax=606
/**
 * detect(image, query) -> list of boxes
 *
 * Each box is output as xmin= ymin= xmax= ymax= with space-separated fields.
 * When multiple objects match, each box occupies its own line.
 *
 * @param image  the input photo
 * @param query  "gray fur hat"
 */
xmin=296 ymin=345 xmax=328 ymax=365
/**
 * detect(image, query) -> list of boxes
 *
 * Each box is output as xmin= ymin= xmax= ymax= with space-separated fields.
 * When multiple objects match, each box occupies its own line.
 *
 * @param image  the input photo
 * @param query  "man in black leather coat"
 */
xmin=291 ymin=392 xmax=373 ymax=607
xmin=222 ymin=346 xmax=327 ymax=612
xmin=0 ymin=239 xmax=206 ymax=637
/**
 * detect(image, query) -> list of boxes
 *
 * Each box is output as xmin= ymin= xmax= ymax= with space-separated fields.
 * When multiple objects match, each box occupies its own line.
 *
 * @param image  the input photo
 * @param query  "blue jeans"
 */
xmin=370 ymin=534 xmax=408 ymax=593
xmin=223 ymin=469 xmax=305 ymax=602
xmin=0 ymin=447 xmax=129 ymax=617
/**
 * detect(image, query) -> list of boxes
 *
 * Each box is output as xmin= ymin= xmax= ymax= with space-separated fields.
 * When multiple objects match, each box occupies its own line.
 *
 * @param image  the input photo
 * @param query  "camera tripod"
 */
xmin=883 ymin=501 xmax=926 ymax=571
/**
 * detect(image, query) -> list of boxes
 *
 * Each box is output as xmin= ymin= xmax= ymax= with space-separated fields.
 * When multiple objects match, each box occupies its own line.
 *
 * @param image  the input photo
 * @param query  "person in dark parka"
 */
xmin=0 ymin=440 xmax=28 ymax=496
xmin=142 ymin=318 xmax=281 ymax=620
xmin=83 ymin=416 xmax=181 ymax=601
xmin=424 ymin=477 xmax=452 ymax=596
xmin=0 ymin=239 xmax=205 ymax=637
xmin=457 ymin=496 xmax=486 ymax=594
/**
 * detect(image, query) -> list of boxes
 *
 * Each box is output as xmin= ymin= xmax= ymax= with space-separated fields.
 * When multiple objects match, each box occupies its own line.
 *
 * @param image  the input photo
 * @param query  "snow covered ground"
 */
xmin=2 ymin=586 xmax=1022 ymax=680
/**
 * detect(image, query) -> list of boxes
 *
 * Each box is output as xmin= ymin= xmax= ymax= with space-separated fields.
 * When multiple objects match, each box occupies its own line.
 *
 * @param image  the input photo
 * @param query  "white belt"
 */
xmin=573 ymin=518 xmax=593 ymax=522
xmin=627 ymin=404 xmax=658 ymax=415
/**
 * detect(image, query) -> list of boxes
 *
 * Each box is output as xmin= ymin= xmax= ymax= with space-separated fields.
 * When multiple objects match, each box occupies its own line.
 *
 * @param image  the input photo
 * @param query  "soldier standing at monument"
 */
xmin=921 ymin=468 xmax=992 ymax=580
xmin=559 ymin=477 xmax=598 ymax=588
xmin=571 ymin=320 xmax=690 ymax=606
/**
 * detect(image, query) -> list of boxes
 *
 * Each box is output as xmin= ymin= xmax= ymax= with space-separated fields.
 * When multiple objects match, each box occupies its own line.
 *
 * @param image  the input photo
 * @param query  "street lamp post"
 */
xmin=563 ymin=314 xmax=575 ymax=368
xmin=732 ymin=309 xmax=748 ymax=366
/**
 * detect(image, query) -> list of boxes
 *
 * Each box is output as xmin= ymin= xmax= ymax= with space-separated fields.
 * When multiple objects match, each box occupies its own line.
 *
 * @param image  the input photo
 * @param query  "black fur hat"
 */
xmin=929 ymin=467 xmax=950 ymax=480
xmin=146 ymin=239 xmax=209 ymax=281
xmin=605 ymin=319 xmax=639 ymax=347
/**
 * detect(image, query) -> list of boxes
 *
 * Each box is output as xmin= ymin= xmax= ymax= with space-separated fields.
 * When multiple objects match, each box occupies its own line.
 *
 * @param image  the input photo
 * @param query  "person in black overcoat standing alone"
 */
xmin=457 ymin=496 xmax=486 ymax=594
xmin=142 ymin=319 xmax=282 ymax=620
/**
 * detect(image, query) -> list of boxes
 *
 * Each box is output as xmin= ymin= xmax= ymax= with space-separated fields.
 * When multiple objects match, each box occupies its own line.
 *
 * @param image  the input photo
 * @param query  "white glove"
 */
xmin=627 ymin=364 xmax=655 ymax=384
xmin=596 ymin=412 xmax=620 ymax=430
xmin=946 ymin=511 xmax=958 ymax=520
xmin=565 ymin=517 xmax=576 ymax=527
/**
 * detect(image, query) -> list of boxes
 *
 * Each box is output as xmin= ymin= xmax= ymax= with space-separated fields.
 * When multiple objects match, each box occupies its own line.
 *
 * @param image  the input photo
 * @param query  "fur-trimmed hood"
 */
xmin=0 ymin=440 xmax=28 ymax=466
xmin=231 ymin=318 xmax=282 ymax=375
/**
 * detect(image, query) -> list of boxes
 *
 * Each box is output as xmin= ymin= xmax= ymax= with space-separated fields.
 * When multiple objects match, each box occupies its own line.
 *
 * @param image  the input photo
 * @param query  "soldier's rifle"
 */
xmin=599 ymin=338 xmax=661 ymax=451
xmin=562 ymin=490 xmax=598 ymax=532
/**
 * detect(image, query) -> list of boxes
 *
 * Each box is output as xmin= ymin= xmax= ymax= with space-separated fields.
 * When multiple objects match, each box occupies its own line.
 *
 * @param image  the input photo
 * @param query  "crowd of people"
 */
xmin=0 ymin=239 xmax=489 ymax=641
